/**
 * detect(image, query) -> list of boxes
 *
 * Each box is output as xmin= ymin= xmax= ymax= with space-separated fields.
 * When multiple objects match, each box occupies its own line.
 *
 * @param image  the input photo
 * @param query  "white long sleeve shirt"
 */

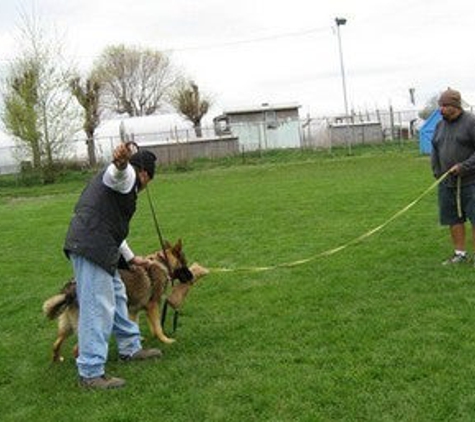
xmin=102 ymin=163 xmax=137 ymax=262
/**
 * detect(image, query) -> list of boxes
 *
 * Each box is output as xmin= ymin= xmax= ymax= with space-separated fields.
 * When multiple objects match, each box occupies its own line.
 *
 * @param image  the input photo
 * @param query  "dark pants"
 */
xmin=438 ymin=182 xmax=475 ymax=225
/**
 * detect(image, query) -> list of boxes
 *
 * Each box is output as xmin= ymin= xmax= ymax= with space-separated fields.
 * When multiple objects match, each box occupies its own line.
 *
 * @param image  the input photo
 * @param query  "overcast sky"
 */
xmin=0 ymin=0 xmax=474 ymax=119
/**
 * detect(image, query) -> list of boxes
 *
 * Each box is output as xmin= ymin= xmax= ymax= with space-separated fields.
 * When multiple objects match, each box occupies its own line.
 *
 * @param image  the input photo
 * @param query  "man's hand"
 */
xmin=112 ymin=143 xmax=133 ymax=170
xmin=449 ymin=163 xmax=462 ymax=175
xmin=129 ymin=255 xmax=154 ymax=268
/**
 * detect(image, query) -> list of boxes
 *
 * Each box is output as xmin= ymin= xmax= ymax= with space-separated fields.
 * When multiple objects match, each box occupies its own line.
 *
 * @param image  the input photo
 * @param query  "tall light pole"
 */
xmin=335 ymin=17 xmax=349 ymax=118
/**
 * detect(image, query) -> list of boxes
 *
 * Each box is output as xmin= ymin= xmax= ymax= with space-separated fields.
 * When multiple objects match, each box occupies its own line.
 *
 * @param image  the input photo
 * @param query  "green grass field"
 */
xmin=2 ymin=143 xmax=475 ymax=421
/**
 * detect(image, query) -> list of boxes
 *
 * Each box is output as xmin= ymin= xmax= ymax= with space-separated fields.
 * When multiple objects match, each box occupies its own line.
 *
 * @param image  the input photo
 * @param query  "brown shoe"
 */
xmin=79 ymin=375 xmax=126 ymax=390
xmin=120 ymin=348 xmax=163 ymax=362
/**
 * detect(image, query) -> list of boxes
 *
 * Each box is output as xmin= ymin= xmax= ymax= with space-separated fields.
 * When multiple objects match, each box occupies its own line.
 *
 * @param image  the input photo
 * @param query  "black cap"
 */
xmin=129 ymin=150 xmax=157 ymax=179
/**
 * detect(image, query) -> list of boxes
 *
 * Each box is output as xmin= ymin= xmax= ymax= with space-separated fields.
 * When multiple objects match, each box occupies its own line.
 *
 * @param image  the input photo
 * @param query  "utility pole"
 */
xmin=335 ymin=17 xmax=349 ymax=118
xmin=335 ymin=17 xmax=352 ymax=154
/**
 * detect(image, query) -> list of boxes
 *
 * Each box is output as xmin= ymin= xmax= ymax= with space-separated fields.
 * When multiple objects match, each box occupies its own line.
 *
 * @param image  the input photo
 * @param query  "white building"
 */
xmin=0 ymin=130 xmax=18 ymax=175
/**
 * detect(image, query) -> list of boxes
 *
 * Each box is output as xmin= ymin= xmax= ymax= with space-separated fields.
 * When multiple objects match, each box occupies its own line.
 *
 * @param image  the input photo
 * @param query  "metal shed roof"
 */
xmin=222 ymin=102 xmax=301 ymax=115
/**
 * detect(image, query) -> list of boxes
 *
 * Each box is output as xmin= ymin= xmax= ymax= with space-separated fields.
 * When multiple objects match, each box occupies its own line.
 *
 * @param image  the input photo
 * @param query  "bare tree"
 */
xmin=70 ymin=76 xmax=101 ymax=167
xmin=170 ymin=80 xmax=211 ymax=137
xmin=93 ymin=44 xmax=180 ymax=117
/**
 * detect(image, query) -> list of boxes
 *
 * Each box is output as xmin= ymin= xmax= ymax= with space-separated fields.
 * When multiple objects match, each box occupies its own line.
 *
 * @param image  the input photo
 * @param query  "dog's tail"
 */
xmin=42 ymin=280 xmax=77 ymax=320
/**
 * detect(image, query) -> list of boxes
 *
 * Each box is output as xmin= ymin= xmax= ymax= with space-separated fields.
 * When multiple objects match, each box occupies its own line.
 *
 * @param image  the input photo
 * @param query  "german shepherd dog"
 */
xmin=43 ymin=239 xmax=209 ymax=362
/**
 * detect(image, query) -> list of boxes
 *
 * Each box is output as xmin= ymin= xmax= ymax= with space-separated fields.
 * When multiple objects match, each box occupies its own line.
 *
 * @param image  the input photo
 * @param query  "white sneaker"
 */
xmin=442 ymin=253 xmax=468 ymax=265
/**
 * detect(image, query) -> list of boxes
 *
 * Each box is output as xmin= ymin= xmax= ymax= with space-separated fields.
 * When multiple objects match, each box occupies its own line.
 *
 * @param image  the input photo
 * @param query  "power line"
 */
xmin=0 ymin=25 xmax=331 ymax=66
xmin=164 ymin=25 xmax=330 ymax=53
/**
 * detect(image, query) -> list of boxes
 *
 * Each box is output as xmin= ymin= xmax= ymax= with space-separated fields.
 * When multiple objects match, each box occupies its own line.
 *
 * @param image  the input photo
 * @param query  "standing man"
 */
xmin=64 ymin=143 xmax=162 ymax=389
xmin=431 ymin=88 xmax=475 ymax=265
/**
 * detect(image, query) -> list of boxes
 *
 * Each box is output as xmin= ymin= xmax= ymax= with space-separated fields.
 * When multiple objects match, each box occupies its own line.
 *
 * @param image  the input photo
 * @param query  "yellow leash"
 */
xmin=456 ymin=175 xmax=463 ymax=218
xmin=209 ymin=171 xmax=451 ymax=274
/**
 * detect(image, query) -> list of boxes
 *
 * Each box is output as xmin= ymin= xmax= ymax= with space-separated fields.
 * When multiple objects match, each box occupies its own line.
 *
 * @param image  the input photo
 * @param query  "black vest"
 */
xmin=64 ymin=170 xmax=138 ymax=275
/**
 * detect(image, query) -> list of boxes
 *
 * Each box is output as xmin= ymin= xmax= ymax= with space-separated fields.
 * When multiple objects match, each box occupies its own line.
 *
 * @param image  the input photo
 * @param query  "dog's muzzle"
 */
xmin=173 ymin=267 xmax=194 ymax=283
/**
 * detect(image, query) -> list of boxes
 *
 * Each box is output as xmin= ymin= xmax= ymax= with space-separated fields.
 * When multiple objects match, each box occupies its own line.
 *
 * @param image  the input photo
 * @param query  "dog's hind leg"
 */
xmin=52 ymin=329 xmax=71 ymax=363
xmin=52 ymin=315 xmax=74 ymax=362
xmin=52 ymin=335 xmax=66 ymax=362
xmin=129 ymin=312 xmax=146 ymax=342
xmin=146 ymin=302 xmax=175 ymax=344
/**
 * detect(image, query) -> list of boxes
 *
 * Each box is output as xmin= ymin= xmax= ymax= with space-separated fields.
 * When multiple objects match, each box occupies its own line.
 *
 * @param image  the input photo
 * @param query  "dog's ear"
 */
xmin=163 ymin=240 xmax=171 ymax=249
xmin=173 ymin=238 xmax=183 ymax=253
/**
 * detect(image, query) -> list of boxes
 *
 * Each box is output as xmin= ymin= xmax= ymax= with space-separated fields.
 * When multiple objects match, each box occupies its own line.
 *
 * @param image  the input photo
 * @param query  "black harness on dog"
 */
xmin=156 ymin=253 xmax=194 ymax=333
xmin=160 ymin=300 xmax=178 ymax=333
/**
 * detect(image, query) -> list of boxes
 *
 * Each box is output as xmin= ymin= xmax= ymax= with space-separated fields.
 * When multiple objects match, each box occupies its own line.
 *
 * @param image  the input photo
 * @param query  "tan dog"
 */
xmin=43 ymin=240 xmax=208 ymax=362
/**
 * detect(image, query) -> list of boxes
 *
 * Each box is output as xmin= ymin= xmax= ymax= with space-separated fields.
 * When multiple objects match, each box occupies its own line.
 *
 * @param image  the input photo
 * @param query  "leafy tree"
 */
xmin=93 ymin=45 xmax=179 ymax=117
xmin=2 ymin=59 xmax=42 ymax=168
xmin=171 ymin=80 xmax=211 ymax=137
xmin=70 ymin=76 xmax=101 ymax=167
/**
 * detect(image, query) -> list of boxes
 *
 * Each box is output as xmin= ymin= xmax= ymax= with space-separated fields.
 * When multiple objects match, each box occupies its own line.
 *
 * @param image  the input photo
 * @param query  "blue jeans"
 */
xmin=70 ymin=254 xmax=142 ymax=378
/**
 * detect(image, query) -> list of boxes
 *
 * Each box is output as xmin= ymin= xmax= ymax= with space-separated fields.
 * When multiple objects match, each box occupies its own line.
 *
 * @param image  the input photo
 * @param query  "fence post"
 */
xmin=345 ymin=115 xmax=352 ymax=156
xmin=389 ymin=105 xmax=395 ymax=141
